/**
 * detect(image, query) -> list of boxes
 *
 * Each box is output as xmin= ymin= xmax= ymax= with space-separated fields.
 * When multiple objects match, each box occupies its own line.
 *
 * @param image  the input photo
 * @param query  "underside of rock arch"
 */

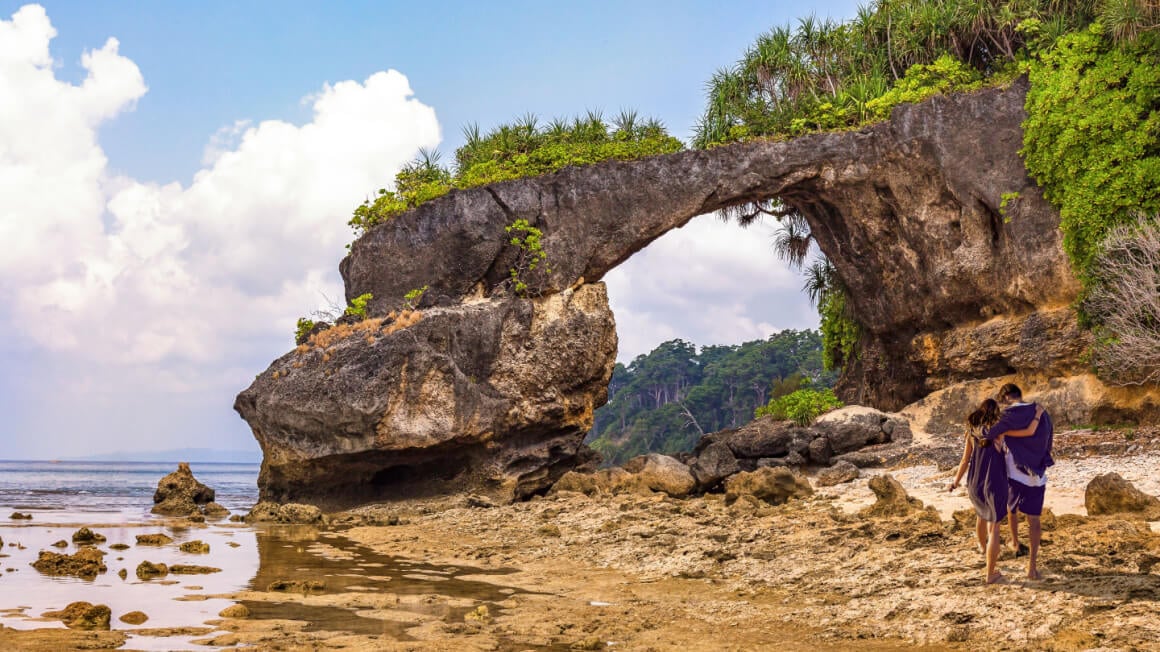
xmin=236 ymin=77 xmax=1155 ymax=508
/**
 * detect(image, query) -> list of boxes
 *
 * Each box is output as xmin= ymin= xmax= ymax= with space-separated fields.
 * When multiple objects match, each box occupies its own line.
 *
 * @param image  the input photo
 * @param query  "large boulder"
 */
xmin=724 ymin=468 xmax=813 ymax=506
xmin=622 ymin=454 xmax=696 ymax=498
xmin=1085 ymin=473 xmax=1160 ymax=518
xmin=814 ymin=406 xmax=910 ymax=454
xmin=815 ymin=461 xmax=860 ymax=487
xmin=151 ymin=463 xmax=215 ymax=516
xmin=689 ymin=441 xmax=740 ymax=490
xmin=236 ymin=284 xmax=615 ymax=509
xmin=861 ymin=474 xmax=924 ymax=517
xmin=696 ymin=417 xmax=812 ymax=460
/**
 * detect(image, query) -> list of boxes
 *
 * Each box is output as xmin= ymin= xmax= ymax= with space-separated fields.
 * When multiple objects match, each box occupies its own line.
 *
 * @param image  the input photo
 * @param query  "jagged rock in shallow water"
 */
xmin=1085 ymin=473 xmax=1160 ymax=518
xmin=43 ymin=602 xmax=111 ymax=630
xmin=151 ymin=463 xmax=215 ymax=516
xmin=236 ymin=284 xmax=615 ymax=509
xmin=31 ymin=548 xmax=106 ymax=579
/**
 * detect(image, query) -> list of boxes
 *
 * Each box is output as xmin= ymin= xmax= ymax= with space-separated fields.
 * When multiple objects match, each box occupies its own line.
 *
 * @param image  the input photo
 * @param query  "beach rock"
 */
xmin=1085 ymin=473 xmax=1160 ymax=518
xmin=51 ymin=539 xmax=68 ymax=548
xmin=466 ymin=494 xmax=497 ymax=508
xmin=245 ymin=502 xmax=325 ymax=525
xmin=119 ymin=611 xmax=148 ymax=625
xmin=723 ymin=468 xmax=813 ymax=506
xmin=696 ymin=417 xmax=805 ymax=460
xmin=31 ymin=549 xmax=106 ymax=579
xmin=109 ymin=543 xmax=129 ymax=550
xmin=813 ymin=406 xmax=908 ymax=454
xmin=118 ymin=569 xmax=127 ymax=580
xmin=151 ymin=463 xmax=216 ymax=516
xmin=179 ymin=540 xmax=210 ymax=554
xmin=188 ymin=514 xmax=206 ymax=523
xmin=267 ymin=579 xmax=325 ymax=593
xmin=71 ymin=528 xmax=106 ymax=544
xmin=551 ymin=471 xmax=600 ymax=496
xmin=237 ymin=284 xmax=615 ymax=509
xmin=219 ymin=604 xmax=250 ymax=618
xmin=202 ymin=502 xmax=230 ymax=518
xmin=815 ymin=461 xmax=860 ymax=487
xmin=135 ymin=561 xmax=168 ymax=580
xmin=807 ymin=436 xmax=834 ymax=465
xmin=689 ymin=441 xmax=740 ymax=490
xmin=135 ymin=534 xmax=174 ymax=546
xmin=43 ymin=602 xmax=111 ymax=630
xmin=9 ymin=512 xmax=31 ymax=520
xmin=861 ymin=474 xmax=924 ymax=517
xmin=169 ymin=564 xmax=221 ymax=574
xmin=625 ymin=454 xmax=696 ymax=498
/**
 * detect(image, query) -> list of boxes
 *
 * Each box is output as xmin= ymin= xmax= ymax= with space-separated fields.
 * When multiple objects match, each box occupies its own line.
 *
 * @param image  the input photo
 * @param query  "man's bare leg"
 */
xmin=1026 ymin=515 xmax=1042 ymax=580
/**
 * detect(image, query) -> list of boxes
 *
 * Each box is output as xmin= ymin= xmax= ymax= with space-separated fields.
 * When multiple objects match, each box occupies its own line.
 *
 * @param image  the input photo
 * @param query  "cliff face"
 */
xmin=238 ymin=77 xmax=1152 ymax=507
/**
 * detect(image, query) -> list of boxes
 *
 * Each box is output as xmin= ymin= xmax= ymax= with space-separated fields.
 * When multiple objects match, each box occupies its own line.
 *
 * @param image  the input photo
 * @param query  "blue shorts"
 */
xmin=1008 ymin=481 xmax=1046 ymax=517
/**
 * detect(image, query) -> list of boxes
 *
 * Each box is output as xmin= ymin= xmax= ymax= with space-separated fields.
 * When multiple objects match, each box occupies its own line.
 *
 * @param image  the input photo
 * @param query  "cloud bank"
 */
xmin=0 ymin=5 xmax=440 ymax=457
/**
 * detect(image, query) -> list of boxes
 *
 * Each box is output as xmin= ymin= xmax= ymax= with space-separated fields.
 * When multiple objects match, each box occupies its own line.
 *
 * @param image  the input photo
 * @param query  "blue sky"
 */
xmin=0 ymin=1 xmax=861 ymax=459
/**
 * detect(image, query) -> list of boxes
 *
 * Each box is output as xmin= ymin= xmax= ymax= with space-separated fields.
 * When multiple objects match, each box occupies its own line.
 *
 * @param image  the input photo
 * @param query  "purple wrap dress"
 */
xmin=966 ymin=426 xmax=1008 ymax=522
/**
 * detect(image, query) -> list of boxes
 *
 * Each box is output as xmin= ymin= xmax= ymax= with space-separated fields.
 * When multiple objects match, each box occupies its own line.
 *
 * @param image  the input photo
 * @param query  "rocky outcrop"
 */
xmin=1085 ymin=473 xmax=1160 ymax=518
xmin=151 ymin=463 xmax=216 ymax=516
xmin=236 ymin=284 xmax=614 ymax=508
xmin=31 ymin=548 xmax=106 ymax=579
xmin=724 ymin=468 xmax=813 ymax=506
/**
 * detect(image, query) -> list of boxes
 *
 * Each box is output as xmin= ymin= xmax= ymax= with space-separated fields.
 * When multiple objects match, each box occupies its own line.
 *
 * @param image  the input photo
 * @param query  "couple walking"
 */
xmin=949 ymin=383 xmax=1054 ymax=584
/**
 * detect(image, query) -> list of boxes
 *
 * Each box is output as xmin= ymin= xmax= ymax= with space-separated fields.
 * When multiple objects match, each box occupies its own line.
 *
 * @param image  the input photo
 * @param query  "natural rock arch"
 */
xmin=237 ymin=79 xmax=1115 ymax=509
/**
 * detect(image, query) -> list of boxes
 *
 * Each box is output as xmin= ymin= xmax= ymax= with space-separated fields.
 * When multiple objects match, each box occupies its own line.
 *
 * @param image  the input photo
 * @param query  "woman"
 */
xmin=948 ymin=399 xmax=1042 ymax=584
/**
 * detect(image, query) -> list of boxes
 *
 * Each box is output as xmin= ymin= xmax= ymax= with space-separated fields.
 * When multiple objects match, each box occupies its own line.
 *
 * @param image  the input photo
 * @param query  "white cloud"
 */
xmin=0 ymin=5 xmax=440 ymax=456
xmin=606 ymin=217 xmax=819 ymax=362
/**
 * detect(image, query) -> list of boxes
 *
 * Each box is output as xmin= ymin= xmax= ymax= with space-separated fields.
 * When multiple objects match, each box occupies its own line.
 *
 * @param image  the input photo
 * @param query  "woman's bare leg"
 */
xmin=975 ymin=516 xmax=987 ymax=553
xmin=986 ymin=521 xmax=1005 ymax=584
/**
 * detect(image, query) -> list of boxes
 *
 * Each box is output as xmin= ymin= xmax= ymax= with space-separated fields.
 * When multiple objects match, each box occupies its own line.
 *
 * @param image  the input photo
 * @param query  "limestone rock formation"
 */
xmin=151 ymin=463 xmax=216 ymax=516
xmin=238 ymin=284 xmax=614 ymax=508
xmin=1085 ymin=473 xmax=1160 ymax=518
xmin=30 ymin=548 xmax=107 ymax=579
xmin=622 ymin=454 xmax=697 ymax=498
xmin=43 ymin=602 xmax=111 ymax=631
xmin=861 ymin=475 xmax=924 ymax=517
xmin=724 ymin=468 xmax=813 ymax=506
xmin=815 ymin=461 xmax=861 ymax=487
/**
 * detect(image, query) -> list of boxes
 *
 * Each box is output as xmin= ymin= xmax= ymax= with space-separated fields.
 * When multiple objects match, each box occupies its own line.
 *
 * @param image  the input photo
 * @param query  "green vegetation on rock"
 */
xmin=343 ymin=293 xmax=373 ymax=320
xmin=755 ymin=387 xmax=843 ymax=425
xmin=586 ymin=331 xmax=836 ymax=466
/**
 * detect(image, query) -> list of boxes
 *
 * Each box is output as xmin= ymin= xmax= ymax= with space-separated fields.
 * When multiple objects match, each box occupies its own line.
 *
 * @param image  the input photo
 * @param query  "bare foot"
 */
xmin=986 ymin=572 xmax=1007 ymax=585
xmin=1026 ymin=568 xmax=1043 ymax=581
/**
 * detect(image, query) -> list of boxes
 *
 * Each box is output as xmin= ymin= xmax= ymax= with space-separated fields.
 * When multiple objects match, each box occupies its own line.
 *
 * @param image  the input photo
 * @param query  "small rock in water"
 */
xmin=135 ymin=561 xmax=169 ymax=580
xmin=118 ymin=568 xmax=128 ymax=580
xmin=43 ymin=601 xmax=111 ymax=630
xmin=71 ymin=527 xmax=106 ymax=544
xmin=179 ymin=540 xmax=210 ymax=554
xmin=228 ymin=514 xmax=244 ymax=522
xmin=202 ymin=502 xmax=230 ymax=518
xmin=51 ymin=540 xmax=68 ymax=548
xmin=119 ymin=610 xmax=148 ymax=625
xmin=187 ymin=514 xmax=206 ymax=523
xmin=135 ymin=533 xmax=174 ymax=546
xmin=267 ymin=578 xmax=325 ymax=593
xmin=9 ymin=512 xmax=32 ymax=520
xmin=226 ymin=541 xmax=241 ymax=548
xmin=109 ymin=543 xmax=129 ymax=551
xmin=31 ymin=548 xmax=107 ymax=579
xmin=219 ymin=604 xmax=249 ymax=618
xmin=169 ymin=564 xmax=221 ymax=575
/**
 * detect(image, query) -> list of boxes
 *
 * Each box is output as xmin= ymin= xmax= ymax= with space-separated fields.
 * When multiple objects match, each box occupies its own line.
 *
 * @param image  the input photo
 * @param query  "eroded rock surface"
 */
xmin=1085 ymin=472 xmax=1160 ymax=518
xmin=152 ymin=463 xmax=216 ymax=516
xmin=237 ymin=284 xmax=615 ymax=508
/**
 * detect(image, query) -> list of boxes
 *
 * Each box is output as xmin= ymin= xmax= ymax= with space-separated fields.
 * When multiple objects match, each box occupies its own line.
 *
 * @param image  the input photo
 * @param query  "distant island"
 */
xmin=65 ymin=448 xmax=262 ymax=464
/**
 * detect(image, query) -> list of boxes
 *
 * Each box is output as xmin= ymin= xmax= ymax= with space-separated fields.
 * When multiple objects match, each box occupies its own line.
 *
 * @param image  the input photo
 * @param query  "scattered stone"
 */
xmin=228 ymin=514 xmax=245 ymax=522
xmin=465 ymin=494 xmax=496 ymax=509
xmin=861 ymin=474 xmax=924 ymax=517
xmin=202 ymin=502 xmax=230 ymax=518
xmin=119 ymin=611 xmax=148 ymax=625
xmin=267 ymin=579 xmax=325 ymax=593
xmin=135 ymin=534 xmax=174 ymax=546
xmin=118 ymin=569 xmax=127 ymax=580
xmin=151 ymin=462 xmax=216 ymax=516
xmin=1085 ymin=473 xmax=1160 ymax=518
xmin=169 ymin=565 xmax=221 ymax=575
xmin=71 ymin=528 xmax=106 ymax=544
xmin=50 ymin=540 xmax=68 ymax=548
xmin=187 ymin=514 xmax=206 ymax=523
xmin=43 ymin=601 xmax=111 ymax=630
xmin=31 ymin=548 xmax=106 ymax=579
xmin=9 ymin=512 xmax=31 ymax=520
xmin=135 ymin=561 xmax=169 ymax=580
xmin=724 ymin=467 xmax=813 ymax=506
xmin=218 ymin=604 xmax=249 ymax=618
xmin=245 ymin=502 xmax=325 ymax=525
xmin=815 ymin=461 xmax=861 ymax=487
xmin=109 ymin=543 xmax=129 ymax=551
xmin=179 ymin=540 xmax=210 ymax=554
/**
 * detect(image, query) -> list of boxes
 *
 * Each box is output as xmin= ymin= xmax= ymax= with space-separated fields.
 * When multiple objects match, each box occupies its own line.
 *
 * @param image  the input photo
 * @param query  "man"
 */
xmin=987 ymin=382 xmax=1052 ymax=580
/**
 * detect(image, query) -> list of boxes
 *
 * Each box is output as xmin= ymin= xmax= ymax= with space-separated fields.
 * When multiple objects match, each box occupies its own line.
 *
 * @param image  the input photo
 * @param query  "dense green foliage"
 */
xmin=818 ymin=289 xmax=861 ymax=371
xmin=586 ymin=331 xmax=836 ymax=466
xmin=295 ymin=317 xmax=315 ymax=343
xmin=754 ymin=387 xmax=844 ymax=425
xmin=348 ymin=111 xmax=683 ymax=237
xmin=693 ymin=0 xmax=1100 ymax=147
xmin=1022 ymin=24 xmax=1160 ymax=281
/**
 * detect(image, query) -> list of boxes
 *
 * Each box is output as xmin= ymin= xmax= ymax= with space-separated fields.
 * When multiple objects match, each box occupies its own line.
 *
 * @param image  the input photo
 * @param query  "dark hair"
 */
xmin=996 ymin=383 xmax=1023 ymax=401
xmin=968 ymin=398 xmax=1001 ymax=430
